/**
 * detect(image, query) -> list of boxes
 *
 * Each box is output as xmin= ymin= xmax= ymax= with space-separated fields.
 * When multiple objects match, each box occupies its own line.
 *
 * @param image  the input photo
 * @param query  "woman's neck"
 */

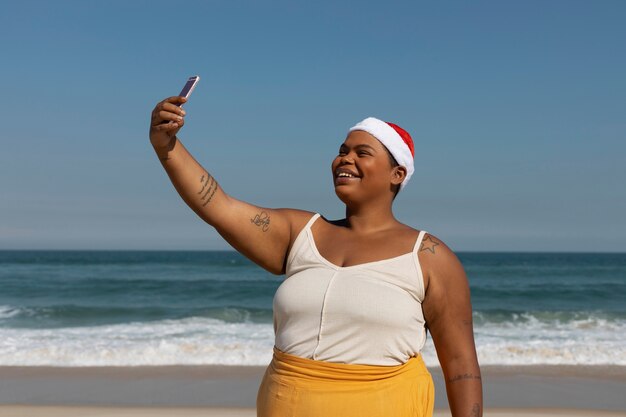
xmin=343 ymin=203 xmax=398 ymax=233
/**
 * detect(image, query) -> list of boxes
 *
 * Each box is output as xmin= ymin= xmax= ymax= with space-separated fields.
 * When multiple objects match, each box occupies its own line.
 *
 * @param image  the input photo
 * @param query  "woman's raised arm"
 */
xmin=149 ymin=96 xmax=310 ymax=275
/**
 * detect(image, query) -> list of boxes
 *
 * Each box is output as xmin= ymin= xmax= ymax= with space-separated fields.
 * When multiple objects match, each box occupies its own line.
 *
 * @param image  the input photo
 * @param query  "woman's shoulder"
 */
xmin=415 ymin=230 xmax=460 ymax=262
xmin=274 ymin=208 xmax=319 ymax=234
xmin=415 ymin=231 xmax=465 ymax=294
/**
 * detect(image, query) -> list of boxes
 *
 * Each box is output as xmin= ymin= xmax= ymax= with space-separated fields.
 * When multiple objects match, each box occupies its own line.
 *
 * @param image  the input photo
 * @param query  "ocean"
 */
xmin=0 ymin=250 xmax=624 ymax=367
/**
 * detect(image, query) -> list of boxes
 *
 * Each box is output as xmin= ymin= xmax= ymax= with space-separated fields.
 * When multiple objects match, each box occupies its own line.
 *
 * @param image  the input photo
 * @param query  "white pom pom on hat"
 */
xmin=348 ymin=117 xmax=415 ymax=190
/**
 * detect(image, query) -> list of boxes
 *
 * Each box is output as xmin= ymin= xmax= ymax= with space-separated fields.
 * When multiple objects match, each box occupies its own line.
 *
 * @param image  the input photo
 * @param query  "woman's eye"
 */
xmin=358 ymin=151 xmax=370 ymax=156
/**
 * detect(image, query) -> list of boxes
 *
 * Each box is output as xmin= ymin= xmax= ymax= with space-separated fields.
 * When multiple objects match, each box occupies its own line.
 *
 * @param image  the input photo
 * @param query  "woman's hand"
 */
xmin=149 ymin=96 xmax=187 ymax=148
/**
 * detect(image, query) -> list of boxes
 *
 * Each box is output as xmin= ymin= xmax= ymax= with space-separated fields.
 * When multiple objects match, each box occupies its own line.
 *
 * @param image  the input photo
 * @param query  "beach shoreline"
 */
xmin=0 ymin=405 xmax=625 ymax=417
xmin=2 ymin=363 xmax=624 ymax=378
xmin=1 ymin=364 xmax=624 ymax=412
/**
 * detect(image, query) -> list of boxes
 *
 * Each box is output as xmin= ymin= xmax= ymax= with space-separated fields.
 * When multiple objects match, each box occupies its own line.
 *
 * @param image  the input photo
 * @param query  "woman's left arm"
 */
xmin=420 ymin=234 xmax=483 ymax=417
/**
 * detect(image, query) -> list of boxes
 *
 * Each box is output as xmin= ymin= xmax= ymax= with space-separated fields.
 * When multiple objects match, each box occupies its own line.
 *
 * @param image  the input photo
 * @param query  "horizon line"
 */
xmin=1 ymin=249 xmax=625 ymax=255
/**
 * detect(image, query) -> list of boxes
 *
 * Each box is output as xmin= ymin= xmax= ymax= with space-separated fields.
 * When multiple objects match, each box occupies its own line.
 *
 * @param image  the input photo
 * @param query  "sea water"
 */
xmin=0 ymin=250 xmax=624 ymax=367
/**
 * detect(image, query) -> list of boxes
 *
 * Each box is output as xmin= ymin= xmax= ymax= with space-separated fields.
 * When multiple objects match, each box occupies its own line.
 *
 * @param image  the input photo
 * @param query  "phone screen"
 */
xmin=179 ymin=76 xmax=199 ymax=99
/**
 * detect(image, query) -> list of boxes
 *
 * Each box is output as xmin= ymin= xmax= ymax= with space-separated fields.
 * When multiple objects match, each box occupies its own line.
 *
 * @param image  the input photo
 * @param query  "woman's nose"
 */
xmin=340 ymin=154 xmax=355 ymax=164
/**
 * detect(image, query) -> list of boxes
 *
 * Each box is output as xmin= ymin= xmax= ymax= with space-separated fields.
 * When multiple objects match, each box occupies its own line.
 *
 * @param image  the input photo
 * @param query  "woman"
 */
xmin=149 ymin=95 xmax=483 ymax=416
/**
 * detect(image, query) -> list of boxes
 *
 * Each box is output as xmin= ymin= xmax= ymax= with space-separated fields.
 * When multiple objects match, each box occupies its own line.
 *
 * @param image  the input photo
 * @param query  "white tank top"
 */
xmin=273 ymin=213 xmax=429 ymax=366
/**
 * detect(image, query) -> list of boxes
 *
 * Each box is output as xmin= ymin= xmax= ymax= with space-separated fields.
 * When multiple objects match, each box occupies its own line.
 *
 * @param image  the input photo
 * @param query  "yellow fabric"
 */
xmin=257 ymin=346 xmax=435 ymax=417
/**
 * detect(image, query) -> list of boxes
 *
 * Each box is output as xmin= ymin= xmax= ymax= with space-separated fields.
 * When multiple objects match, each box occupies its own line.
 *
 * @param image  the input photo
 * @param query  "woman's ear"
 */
xmin=391 ymin=166 xmax=407 ymax=186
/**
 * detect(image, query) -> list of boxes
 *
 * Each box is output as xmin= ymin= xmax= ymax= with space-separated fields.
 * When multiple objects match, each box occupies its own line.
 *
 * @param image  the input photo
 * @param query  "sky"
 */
xmin=0 ymin=0 xmax=624 ymax=252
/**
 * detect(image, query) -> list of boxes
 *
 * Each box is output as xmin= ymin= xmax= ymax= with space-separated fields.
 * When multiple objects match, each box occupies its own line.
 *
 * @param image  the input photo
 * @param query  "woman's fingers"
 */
xmin=152 ymin=121 xmax=180 ymax=131
xmin=158 ymin=109 xmax=183 ymax=124
xmin=151 ymin=112 xmax=180 ymax=127
xmin=149 ymin=96 xmax=187 ymax=147
xmin=151 ymin=100 xmax=187 ymax=126
xmin=163 ymin=95 xmax=187 ymax=109
xmin=162 ymin=101 xmax=186 ymax=116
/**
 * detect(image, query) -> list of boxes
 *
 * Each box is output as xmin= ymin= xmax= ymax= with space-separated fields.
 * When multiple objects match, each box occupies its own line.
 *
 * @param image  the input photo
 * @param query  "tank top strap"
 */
xmin=412 ymin=230 xmax=428 ymax=253
xmin=286 ymin=213 xmax=322 ymax=273
xmin=304 ymin=212 xmax=322 ymax=231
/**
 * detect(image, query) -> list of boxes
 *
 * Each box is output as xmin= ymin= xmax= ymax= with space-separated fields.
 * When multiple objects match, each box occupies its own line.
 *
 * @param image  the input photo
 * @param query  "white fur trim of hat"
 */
xmin=348 ymin=117 xmax=415 ymax=191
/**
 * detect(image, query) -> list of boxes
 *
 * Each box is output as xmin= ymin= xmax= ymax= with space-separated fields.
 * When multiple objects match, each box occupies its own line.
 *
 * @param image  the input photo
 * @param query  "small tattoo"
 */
xmin=251 ymin=211 xmax=270 ymax=232
xmin=420 ymin=235 xmax=440 ymax=254
xmin=201 ymin=186 xmax=218 ymax=207
xmin=470 ymin=403 xmax=481 ymax=417
xmin=198 ymin=174 xmax=210 ymax=194
xmin=201 ymin=178 xmax=215 ymax=200
xmin=447 ymin=373 xmax=481 ymax=384
xmin=462 ymin=319 xmax=473 ymax=326
xmin=198 ymin=173 xmax=219 ymax=207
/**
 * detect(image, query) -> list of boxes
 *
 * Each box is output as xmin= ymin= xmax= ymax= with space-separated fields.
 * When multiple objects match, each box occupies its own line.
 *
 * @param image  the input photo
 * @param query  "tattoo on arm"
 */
xmin=469 ymin=403 xmax=481 ymax=417
xmin=202 ymin=185 xmax=218 ymax=206
xmin=198 ymin=174 xmax=207 ymax=192
xmin=447 ymin=372 xmax=481 ymax=384
xmin=198 ymin=173 xmax=219 ymax=207
xmin=201 ymin=180 xmax=213 ymax=199
xmin=251 ymin=211 xmax=270 ymax=232
xmin=419 ymin=235 xmax=440 ymax=254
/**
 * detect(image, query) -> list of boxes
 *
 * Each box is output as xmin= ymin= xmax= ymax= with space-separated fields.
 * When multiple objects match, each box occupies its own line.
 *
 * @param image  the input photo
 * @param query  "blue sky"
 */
xmin=0 ymin=0 xmax=624 ymax=251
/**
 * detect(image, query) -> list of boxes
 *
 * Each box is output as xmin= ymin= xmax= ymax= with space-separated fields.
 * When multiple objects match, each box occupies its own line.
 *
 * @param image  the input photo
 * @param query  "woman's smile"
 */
xmin=334 ymin=167 xmax=362 ymax=186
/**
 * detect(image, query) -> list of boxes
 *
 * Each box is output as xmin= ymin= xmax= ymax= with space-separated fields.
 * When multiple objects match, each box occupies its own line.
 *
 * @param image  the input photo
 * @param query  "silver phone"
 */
xmin=177 ymin=75 xmax=200 ymax=106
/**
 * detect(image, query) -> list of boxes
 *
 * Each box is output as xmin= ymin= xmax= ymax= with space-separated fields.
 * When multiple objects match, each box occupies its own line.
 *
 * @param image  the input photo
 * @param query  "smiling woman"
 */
xmin=149 ymin=96 xmax=482 ymax=416
xmin=333 ymin=132 xmax=405 ymax=202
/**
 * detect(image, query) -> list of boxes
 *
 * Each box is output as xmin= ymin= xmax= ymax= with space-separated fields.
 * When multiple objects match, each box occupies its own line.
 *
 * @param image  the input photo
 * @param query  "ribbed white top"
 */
xmin=273 ymin=213 xmax=428 ymax=366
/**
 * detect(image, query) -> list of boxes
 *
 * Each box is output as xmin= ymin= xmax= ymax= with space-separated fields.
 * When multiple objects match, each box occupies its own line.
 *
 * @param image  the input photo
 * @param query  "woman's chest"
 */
xmin=310 ymin=225 xmax=420 ymax=268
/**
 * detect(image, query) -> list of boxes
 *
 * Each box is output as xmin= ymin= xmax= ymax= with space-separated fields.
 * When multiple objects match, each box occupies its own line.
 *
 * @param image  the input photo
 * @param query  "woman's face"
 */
xmin=331 ymin=130 xmax=405 ymax=204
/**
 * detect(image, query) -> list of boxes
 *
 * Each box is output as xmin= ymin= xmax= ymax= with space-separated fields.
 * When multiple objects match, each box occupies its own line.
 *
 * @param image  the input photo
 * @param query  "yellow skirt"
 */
xmin=257 ymin=346 xmax=435 ymax=417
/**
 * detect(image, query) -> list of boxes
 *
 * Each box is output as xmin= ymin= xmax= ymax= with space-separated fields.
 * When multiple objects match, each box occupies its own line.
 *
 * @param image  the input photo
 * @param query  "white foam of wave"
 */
xmin=0 ymin=306 xmax=23 ymax=320
xmin=0 ymin=316 xmax=624 ymax=367
xmin=0 ymin=317 xmax=276 ymax=367
xmin=419 ymin=313 xmax=626 ymax=366
xmin=420 ymin=337 xmax=626 ymax=367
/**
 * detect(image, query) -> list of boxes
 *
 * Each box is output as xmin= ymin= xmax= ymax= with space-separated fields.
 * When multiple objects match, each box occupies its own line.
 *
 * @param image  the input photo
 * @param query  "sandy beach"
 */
xmin=0 ymin=364 xmax=624 ymax=416
xmin=0 ymin=405 xmax=625 ymax=417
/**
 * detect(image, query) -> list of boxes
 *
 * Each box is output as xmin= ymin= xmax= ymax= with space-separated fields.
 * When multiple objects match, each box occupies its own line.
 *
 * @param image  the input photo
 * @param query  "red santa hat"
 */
xmin=348 ymin=117 xmax=415 ymax=190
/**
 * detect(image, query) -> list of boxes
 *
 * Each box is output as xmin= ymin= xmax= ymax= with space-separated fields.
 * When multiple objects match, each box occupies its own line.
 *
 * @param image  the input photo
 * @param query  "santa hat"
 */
xmin=348 ymin=117 xmax=415 ymax=191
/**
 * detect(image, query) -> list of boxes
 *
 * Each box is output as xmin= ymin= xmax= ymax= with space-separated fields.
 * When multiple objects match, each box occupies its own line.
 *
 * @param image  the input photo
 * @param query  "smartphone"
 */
xmin=177 ymin=75 xmax=200 ymax=106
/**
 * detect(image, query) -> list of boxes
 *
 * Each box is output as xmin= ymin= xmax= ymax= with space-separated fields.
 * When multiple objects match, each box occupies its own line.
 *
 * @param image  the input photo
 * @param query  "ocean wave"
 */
xmin=422 ymin=337 xmax=626 ymax=366
xmin=0 ymin=305 xmax=34 ymax=320
xmin=3 ymin=304 xmax=621 ymax=327
xmin=0 ymin=317 xmax=275 ymax=366
xmin=473 ymin=309 xmax=625 ymax=327
xmin=0 ymin=304 xmax=273 ymax=328
xmin=0 ymin=316 xmax=624 ymax=367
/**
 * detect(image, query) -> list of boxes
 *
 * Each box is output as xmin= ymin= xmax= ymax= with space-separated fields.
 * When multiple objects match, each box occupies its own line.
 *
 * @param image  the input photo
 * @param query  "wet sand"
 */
xmin=0 ymin=364 xmax=624 ymax=414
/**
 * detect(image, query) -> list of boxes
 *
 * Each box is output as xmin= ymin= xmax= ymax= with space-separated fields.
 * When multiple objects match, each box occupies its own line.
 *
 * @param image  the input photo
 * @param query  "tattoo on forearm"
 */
xmin=198 ymin=173 xmax=219 ymax=207
xmin=419 ymin=235 xmax=440 ymax=254
xmin=462 ymin=318 xmax=473 ymax=326
xmin=469 ymin=403 xmax=481 ymax=417
xmin=202 ymin=185 xmax=218 ymax=206
xmin=251 ymin=211 xmax=270 ymax=232
xmin=198 ymin=174 xmax=210 ymax=194
xmin=447 ymin=372 xmax=481 ymax=384
xmin=201 ymin=179 xmax=214 ymax=199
